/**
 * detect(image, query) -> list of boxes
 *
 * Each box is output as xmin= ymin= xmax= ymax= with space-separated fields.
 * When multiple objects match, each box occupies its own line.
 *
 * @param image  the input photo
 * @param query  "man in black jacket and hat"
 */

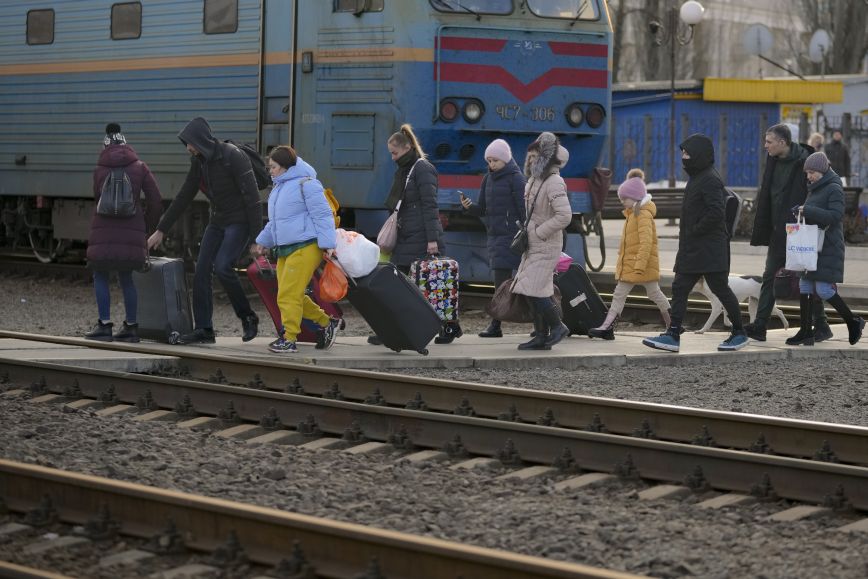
xmin=147 ymin=117 xmax=262 ymax=344
xmin=643 ymin=133 xmax=748 ymax=353
xmin=744 ymin=124 xmax=831 ymax=342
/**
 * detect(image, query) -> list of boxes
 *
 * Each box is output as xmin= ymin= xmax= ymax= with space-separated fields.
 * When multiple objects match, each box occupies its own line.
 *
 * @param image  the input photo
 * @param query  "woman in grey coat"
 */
xmin=787 ymin=152 xmax=864 ymax=346
xmin=512 ymin=132 xmax=572 ymax=350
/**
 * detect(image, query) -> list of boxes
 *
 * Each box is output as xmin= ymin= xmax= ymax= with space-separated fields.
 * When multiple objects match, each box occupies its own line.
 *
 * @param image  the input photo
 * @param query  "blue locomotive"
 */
xmin=0 ymin=0 xmax=612 ymax=279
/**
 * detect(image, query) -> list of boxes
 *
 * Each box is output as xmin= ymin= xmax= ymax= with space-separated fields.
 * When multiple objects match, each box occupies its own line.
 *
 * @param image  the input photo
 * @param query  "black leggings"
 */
xmin=670 ymin=271 xmax=742 ymax=330
xmin=492 ymin=267 xmax=512 ymax=290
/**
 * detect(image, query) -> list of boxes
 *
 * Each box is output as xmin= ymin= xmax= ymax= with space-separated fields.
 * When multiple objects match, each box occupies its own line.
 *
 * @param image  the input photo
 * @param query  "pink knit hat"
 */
xmin=617 ymin=177 xmax=646 ymax=202
xmin=484 ymin=139 xmax=512 ymax=163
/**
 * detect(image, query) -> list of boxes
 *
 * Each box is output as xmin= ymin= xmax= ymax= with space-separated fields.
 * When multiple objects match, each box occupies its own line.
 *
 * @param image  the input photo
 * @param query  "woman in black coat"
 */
xmin=786 ymin=152 xmax=864 ymax=346
xmin=460 ymin=138 xmax=526 ymax=337
xmin=368 ymin=124 xmax=462 ymax=345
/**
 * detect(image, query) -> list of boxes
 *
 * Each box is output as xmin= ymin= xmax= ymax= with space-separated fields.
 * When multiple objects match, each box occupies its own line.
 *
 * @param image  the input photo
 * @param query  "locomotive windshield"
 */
xmin=429 ymin=0 xmax=511 ymax=15
xmin=528 ymin=0 xmax=600 ymax=20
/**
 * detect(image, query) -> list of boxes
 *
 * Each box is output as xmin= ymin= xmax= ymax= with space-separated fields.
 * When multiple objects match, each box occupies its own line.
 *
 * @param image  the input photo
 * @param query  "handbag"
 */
xmin=784 ymin=211 xmax=821 ymax=272
xmin=377 ymin=160 xmax=421 ymax=253
xmin=485 ymin=278 xmax=562 ymax=324
xmin=486 ymin=279 xmax=533 ymax=323
xmin=509 ymin=178 xmax=548 ymax=257
xmin=773 ymin=268 xmax=800 ymax=300
xmin=376 ymin=200 xmax=400 ymax=253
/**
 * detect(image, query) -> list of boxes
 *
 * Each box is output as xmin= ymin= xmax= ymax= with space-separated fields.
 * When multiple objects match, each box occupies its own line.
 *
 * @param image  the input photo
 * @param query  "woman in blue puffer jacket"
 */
xmin=252 ymin=146 xmax=341 ymax=354
xmin=460 ymin=139 xmax=526 ymax=337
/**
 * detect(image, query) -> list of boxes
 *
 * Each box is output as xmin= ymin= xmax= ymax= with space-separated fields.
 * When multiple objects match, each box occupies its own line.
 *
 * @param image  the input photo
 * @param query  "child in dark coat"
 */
xmin=642 ymin=134 xmax=748 ymax=353
xmin=460 ymin=138 xmax=526 ymax=337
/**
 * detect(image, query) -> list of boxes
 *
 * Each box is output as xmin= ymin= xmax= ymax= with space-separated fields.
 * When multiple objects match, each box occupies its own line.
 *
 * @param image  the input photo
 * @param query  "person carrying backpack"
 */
xmin=85 ymin=123 xmax=163 ymax=342
xmin=147 ymin=117 xmax=263 ymax=344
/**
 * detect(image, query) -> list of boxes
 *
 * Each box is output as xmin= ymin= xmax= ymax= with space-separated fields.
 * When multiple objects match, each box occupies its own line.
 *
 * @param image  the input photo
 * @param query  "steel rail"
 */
xmin=2 ymin=331 xmax=868 ymax=466
xmin=0 ymin=460 xmax=638 ymax=579
xmin=0 ymin=562 xmax=74 ymax=579
xmin=3 ymin=358 xmax=868 ymax=511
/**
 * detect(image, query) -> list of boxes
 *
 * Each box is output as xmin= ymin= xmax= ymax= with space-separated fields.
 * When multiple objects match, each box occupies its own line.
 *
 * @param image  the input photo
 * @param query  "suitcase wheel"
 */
xmin=417 ymin=349 xmax=428 ymax=356
xmin=168 ymin=331 xmax=181 ymax=345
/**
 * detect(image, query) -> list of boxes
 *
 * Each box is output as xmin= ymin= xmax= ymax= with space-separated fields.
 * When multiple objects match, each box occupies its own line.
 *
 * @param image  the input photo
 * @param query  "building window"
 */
xmin=27 ymin=9 xmax=54 ymax=45
xmin=204 ymin=0 xmax=238 ymax=34
xmin=334 ymin=0 xmax=384 ymax=13
xmin=112 ymin=2 xmax=142 ymax=40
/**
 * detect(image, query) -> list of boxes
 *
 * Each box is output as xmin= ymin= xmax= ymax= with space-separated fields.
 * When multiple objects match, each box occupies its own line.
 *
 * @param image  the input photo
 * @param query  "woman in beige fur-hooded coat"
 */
xmin=512 ymin=132 xmax=572 ymax=350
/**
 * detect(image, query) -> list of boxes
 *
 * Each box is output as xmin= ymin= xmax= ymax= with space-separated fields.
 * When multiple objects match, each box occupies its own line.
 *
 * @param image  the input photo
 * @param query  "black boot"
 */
xmin=478 ymin=319 xmax=503 ymax=338
xmin=744 ymin=318 xmax=767 ymax=341
xmin=812 ymin=298 xmax=833 ymax=342
xmin=542 ymin=306 xmax=570 ymax=348
xmin=242 ymin=314 xmax=259 ymax=342
xmin=113 ymin=321 xmax=140 ymax=343
xmin=85 ymin=320 xmax=113 ymax=342
xmin=827 ymin=294 xmax=865 ymax=345
xmin=518 ymin=314 xmax=550 ymax=350
xmin=785 ymin=294 xmax=814 ymax=346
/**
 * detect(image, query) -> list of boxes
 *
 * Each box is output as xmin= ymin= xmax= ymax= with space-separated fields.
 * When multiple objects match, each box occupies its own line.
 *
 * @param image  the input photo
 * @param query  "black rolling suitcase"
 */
xmin=133 ymin=257 xmax=194 ymax=344
xmin=555 ymin=263 xmax=607 ymax=336
xmin=347 ymin=263 xmax=441 ymax=355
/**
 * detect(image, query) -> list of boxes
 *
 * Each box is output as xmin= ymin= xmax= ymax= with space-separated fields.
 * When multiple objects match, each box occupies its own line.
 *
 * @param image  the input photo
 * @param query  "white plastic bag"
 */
xmin=784 ymin=214 xmax=821 ymax=272
xmin=334 ymin=228 xmax=379 ymax=278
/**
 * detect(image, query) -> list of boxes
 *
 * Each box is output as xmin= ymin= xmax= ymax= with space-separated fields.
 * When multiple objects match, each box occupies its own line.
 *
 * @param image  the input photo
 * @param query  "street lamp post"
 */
xmin=649 ymin=1 xmax=705 ymax=187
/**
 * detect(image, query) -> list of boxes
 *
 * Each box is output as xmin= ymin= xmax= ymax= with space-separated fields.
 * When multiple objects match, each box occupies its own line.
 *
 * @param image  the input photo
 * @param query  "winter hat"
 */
xmin=804 ymin=151 xmax=830 ymax=174
xmin=526 ymin=131 xmax=559 ymax=178
xmin=617 ymin=177 xmax=646 ymax=202
xmin=484 ymin=139 xmax=512 ymax=163
xmin=104 ymin=122 xmax=126 ymax=147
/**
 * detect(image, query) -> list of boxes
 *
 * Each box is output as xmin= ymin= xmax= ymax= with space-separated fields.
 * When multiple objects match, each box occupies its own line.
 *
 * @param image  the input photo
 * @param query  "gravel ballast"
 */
xmin=2 ymin=273 xmax=868 ymax=578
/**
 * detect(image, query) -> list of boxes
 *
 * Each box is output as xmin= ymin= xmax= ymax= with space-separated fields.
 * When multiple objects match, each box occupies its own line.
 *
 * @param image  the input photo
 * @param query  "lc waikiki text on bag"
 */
xmin=784 ymin=212 xmax=823 ymax=272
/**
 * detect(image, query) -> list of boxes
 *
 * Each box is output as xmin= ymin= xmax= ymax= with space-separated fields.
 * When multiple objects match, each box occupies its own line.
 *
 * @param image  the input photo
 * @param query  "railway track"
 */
xmin=0 ymin=460 xmax=635 ymax=579
xmin=2 ymin=337 xmax=868 ymax=516
xmin=2 ymin=331 xmax=867 ymax=466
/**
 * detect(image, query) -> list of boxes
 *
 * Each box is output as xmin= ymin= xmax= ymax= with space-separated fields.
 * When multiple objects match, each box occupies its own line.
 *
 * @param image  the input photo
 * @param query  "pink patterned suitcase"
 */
xmin=410 ymin=255 xmax=459 ymax=322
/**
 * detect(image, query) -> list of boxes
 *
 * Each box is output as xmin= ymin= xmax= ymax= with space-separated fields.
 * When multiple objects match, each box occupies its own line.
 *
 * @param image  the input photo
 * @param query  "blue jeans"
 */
xmin=799 ymin=278 xmax=837 ymax=300
xmin=93 ymin=270 xmax=137 ymax=323
xmin=193 ymin=222 xmax=254 ymax=329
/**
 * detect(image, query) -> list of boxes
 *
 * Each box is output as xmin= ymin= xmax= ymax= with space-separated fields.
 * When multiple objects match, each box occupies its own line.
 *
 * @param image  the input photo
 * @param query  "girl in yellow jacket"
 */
xmin=589 ymin=169 xmax=671 ymax=339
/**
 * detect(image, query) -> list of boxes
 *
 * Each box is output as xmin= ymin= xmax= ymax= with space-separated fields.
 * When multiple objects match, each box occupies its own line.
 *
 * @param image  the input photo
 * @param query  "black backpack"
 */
xmin=224 ymin=140 xmax=270 ymax=190
xmin=97 ymin=167 xmax=136 ymax=218
xmin=724 ymin=188 xmax=742 ymax=239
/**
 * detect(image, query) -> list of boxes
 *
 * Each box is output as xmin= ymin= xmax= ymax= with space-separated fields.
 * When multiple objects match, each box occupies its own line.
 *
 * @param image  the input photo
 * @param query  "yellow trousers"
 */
xmin=276 ymin=243 xmax=329 ymax=341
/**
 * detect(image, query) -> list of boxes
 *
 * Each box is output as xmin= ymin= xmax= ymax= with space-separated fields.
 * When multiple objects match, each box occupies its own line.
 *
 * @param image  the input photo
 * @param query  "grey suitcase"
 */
xmin=133 ymin=257 xmax=193 ymax=343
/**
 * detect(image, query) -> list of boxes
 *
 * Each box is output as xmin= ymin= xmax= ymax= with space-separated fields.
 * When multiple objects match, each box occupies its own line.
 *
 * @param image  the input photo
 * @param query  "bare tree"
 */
xmin=794 ymin=0 xmax=868 ymax=74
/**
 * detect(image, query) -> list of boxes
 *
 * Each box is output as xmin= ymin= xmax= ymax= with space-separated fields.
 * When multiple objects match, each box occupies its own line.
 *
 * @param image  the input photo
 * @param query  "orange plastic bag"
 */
xmin=320 ymin=260 xmax=348 ymax=303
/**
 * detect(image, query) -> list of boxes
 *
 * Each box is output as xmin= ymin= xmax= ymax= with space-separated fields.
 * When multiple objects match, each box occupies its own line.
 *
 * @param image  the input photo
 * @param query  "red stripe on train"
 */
xmin=439 ymin=37 xmax=507 ymax=52
xmin=440 ymin=175 xmax=589 ymax=192
xmin=439 ymin=63 xmax=607 ymax=102
xmin=549 ymin=41 xmax=609 ymax=57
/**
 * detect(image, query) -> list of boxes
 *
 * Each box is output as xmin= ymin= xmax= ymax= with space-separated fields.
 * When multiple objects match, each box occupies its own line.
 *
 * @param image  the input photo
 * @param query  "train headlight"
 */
xmin=586 ymin=104 xmax=606 ymax=128
xmin=462 ymin=100 xmax=484 ymax=123
xmin=440 ymin=100 xmax=459 ymax=122
xmin=566 ymin=103 xmax=584 ymax=127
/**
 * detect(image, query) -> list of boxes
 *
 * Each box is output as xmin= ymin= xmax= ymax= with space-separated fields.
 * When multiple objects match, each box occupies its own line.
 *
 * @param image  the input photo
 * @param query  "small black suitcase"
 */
xmin=555 ymin=263 xmax=607 ymax=336
xmin=133 ymin=257 xmax=194 ymax=344
xmin=347 ymin=263 xmax=441 ymax=355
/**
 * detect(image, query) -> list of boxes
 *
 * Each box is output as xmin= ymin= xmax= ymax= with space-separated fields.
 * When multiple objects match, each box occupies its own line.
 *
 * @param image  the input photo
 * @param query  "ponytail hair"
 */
xmin=388 ymin=123 xmax=425 ymax=159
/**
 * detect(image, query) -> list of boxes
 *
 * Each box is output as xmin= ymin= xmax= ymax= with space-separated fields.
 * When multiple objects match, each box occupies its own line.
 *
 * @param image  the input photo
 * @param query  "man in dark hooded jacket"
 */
xmin=147 ymin=117 xmax=262 ymax=344
xmin=745 ymin=124 xmax=830 ymax=342
xmin=643 ymin=133 xmax=748 ymax=353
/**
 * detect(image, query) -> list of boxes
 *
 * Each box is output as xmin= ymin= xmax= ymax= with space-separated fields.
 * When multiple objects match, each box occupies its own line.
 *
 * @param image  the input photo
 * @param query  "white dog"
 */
xmin=694 ymin=275 xmax=788 ymax=334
